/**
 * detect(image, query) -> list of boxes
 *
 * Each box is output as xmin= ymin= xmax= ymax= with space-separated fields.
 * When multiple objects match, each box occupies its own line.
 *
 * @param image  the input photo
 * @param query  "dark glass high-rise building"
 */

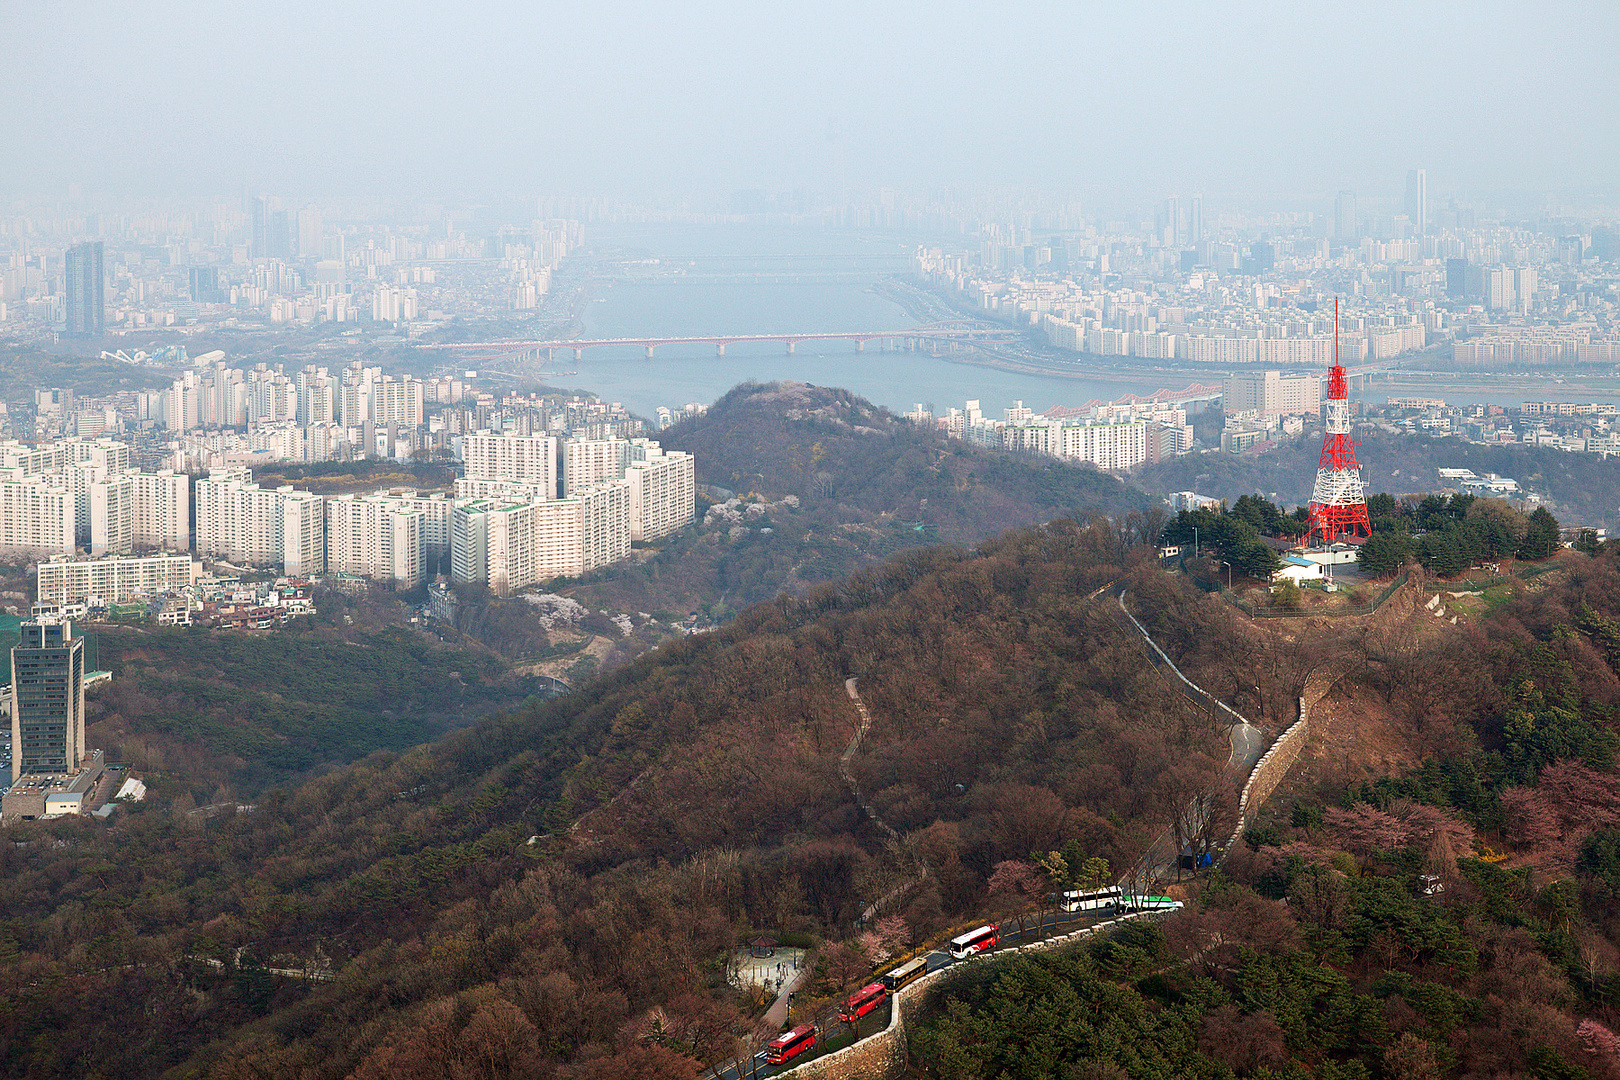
xmin=11 ymin=619 xmax=86 ymax=780
xmin=1446 ymin=258 xmax=1469 ymax=298
xmin=252 ymin=196 xmax=292 ymax=259
xmin=64 ymin=240 xmax=104 ymax=336
xmin=189 ymin=266 xmax=222 ymax=303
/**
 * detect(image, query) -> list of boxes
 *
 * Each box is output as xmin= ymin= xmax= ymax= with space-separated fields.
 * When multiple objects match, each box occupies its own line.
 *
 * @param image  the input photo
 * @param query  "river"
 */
xmin=562 ymin=225 xmax=1189 ymax=419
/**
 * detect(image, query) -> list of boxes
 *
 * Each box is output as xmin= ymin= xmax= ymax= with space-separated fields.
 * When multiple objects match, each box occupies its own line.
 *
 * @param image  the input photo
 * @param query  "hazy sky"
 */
xmin=3 ymin=0 xmax=1616 ymax=207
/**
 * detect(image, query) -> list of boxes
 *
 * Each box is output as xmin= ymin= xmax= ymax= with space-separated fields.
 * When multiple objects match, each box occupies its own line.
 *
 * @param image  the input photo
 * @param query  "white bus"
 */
xmin=1059 ymin=885 xmax=1123 ymax=913
xmin=948 ymin=924 xmax=1000 ymax=959
xmin=1122 ymin=895 xmax=1183 ymax=912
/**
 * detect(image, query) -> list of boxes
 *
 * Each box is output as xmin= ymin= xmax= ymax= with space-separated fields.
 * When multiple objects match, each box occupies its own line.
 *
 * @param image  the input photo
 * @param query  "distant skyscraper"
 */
xmin=1445 ymin=258 xmax=1468 ymax=298
xmin=252 ymin=196 xmax=271 ymax=257
xmin=1188 ymin=195 xmax=1203 ymax=244
xmin=63 ymin=241 xmax=104 ymax=336
xmin=1334 ymin=191 xmax=1358 ymax=242
xmin=270 ymin=209 xmax=292 ymax=260
xmin=1405 ymin=169 xmax=1427 ymax=236
xmin=1157 ymin=196 xmax=1181 ymax=247
xmin=296 ymin=204 xmax=321 ymax=258
xmin=11 ymin=617 xmax=86 ymax=781
xmin=252 ymin=195 xmax=291 ymax=259
xmin=189 ymin=266 xmax=221 ymax=303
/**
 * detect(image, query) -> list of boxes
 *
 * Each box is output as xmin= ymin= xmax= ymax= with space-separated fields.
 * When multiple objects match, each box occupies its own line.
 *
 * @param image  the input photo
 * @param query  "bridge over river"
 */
xmin=418 ymin=321 xmax=1020 ymax=365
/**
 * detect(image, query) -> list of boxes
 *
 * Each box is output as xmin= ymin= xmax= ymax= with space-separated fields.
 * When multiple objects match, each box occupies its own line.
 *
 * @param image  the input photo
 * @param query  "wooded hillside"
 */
xmin=561 ymin=381 xmax=1160 ymax=617
xmin=0 ymin=519 xmax=1254 ymax=1080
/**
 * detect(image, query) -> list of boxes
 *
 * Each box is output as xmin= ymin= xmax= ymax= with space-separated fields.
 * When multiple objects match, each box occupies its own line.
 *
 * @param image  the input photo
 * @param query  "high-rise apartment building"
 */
xmin=1056 ymin=421 xmax=1151 ymax=472
xmin=11 ymin=618 xmax=85 ymax=781
xmin=326 ymin=494 xmax=426 ymax=587
xmin=88 ymin=473 xmax=133 ymax=555
xmin=1222 ymin=370 xmax=1322 ymax=417
xmin=0 ymin=474 xmax=76 ymax=558
xmin=372 ymin=375 xmax=424 ymax=427
xmin=624 ymin=445 xmax=695 ymax=542
xmin=64 ymin=241 xmax=105 ymax=336
xmin=377 ymin=491 xmax=453 ymax=561
xmin=297 ymin=366 xmax=337 ymax=425
xmin=37 ymin=553 xmax=196 ymax=607
xmin=129 ymin=470 xmax=190 ymax=550
xmin=451 ymin=497 xmax=537 ymax=597
xmin=195 ymin=469 xmax=324 ymax=576
xmin=1334 ymin=190 xmax=1358 ymax=242
xmin=451 ymin=483 xmax=634 ymax=597
xmin=557 ymin=483 xmax=631 ymax=576
xmin=563 ymin=438 xmax=630 ymax=495
xmin=461 ymin=432 xmax=559 ymax=495
xmin=1404 ymin=169 xmax=1427 ymax=236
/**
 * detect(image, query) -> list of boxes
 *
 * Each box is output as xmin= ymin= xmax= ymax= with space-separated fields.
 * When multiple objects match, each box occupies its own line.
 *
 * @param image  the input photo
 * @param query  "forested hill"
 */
xmin=0 ymin=520 xmax=1250 ymax=1080
xmin=658 ymin=381 xmax=1155 ymax=542
xmin=566 ymin=381 xmax=1159 ymax=615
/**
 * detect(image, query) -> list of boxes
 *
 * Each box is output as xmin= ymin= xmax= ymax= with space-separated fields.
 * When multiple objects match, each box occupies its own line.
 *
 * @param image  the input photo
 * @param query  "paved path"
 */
xmin=762 ymin=961 xmax=814 ymax=1029
xmin=1114 ymin=591 xmax=1263 ymax=775
xmin=1112 ymin=590 xmax=1263 ymax=887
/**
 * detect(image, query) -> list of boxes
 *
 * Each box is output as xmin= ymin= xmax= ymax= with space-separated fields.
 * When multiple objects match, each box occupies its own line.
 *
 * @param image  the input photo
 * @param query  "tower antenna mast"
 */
xmin=1305 ymin=298 xmax=1372 ymax=545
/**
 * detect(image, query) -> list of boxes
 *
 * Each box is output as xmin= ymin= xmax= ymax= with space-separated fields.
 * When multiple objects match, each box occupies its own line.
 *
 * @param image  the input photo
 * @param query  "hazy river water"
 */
xmin=562 ymin=225 xmax=1183 ymax=419
xmin=556 ymin=225 xmax=1620 ymax=419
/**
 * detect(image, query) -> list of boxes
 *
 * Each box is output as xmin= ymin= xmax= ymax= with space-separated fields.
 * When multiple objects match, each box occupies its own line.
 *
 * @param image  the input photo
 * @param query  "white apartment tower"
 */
xmin=0 ymin=475 xmax=76 ymax=558
xmin=1222 ymin=371 xmax=1323 ymax=417
xmin=451 ymin=498 xmax=538 ymax=597
xmin=461 ymin=432 xmax=559 ymax=495
xmin=88 ymin=474 xmax=134 ymax=556
xmin=326 ymin=494 xmax=425 ymax=587
xmin=1057 ymin=422 xmax=1150 ymax=472
xmin=195 ymin=469 xmax=325 ymax=576
xmin=37 ymin=553 xmax=197 ymax=607
xmin=563 ymin=438 xmax=629 ymax=495
xmin=624 ymin=446 xmax=695 ymax=542
xmin=129 ymin=471 xmax=190 ymax=551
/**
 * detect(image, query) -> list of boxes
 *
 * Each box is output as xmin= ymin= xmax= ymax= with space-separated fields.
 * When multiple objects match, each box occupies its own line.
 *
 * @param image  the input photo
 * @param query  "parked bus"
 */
xmin=838 ymin=982 xmax=889 ymax=1023
xmin=1122 ymin=895 xmax=1183 ymax=912
xmin=878 ymin=956 xmax=929 ymax=993
xmin=948 ymin=923 xmax=1000 ymax=959
xmin=764 ymin=1023 xmax=818 ymax=1065
xmin=1059 ymin=885 xmax=1123 ymax=913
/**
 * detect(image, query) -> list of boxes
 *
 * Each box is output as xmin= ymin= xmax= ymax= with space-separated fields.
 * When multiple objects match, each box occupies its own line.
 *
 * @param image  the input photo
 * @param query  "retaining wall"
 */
xmin=779 ymin=911 xmax=1167 ymax=1080
xmin=1222 ymin=661 xmax=1353 ymax=852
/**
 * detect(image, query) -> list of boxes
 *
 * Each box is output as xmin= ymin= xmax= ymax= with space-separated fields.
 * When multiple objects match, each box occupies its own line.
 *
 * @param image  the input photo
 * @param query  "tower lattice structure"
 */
xmin=1306 ymin=299 xmax=1372 ymax=545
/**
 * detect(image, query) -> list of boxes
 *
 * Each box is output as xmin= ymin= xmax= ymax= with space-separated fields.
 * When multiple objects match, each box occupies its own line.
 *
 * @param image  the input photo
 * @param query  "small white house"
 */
xmin=1300 ymin=545 xmax=1359 ymax=566
xmin=1272 ymin=556 xmax=1325 ymax=584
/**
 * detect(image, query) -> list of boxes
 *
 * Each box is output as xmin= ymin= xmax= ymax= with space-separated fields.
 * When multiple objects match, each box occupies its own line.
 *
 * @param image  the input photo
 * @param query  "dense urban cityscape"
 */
xmin=4 ymin=3 xmax=1620 ymax=1079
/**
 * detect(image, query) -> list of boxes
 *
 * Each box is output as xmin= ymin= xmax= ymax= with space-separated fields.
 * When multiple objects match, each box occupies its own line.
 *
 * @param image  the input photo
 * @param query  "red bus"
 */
xmin=838 ymin=982 xmax=889 ymax=1023
xmin=948 ymin=924 xmax=999 ymax=959
xmin=764 ymin=1023 xmax=818 ymax=1065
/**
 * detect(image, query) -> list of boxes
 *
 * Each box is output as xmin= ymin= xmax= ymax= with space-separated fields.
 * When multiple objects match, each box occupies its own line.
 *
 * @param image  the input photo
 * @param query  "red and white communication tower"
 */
xmin=1306 ymin=299 xmax=1372 ymax=545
